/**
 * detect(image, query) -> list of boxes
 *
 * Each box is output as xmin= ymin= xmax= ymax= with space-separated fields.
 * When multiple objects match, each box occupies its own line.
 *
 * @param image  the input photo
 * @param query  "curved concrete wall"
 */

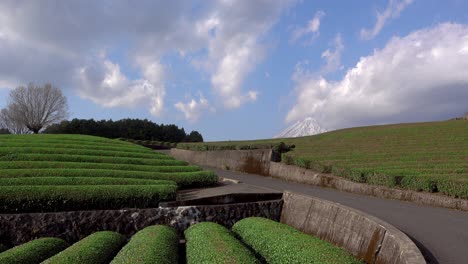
xmin=281 ymin=191 xmax=425 ymax=264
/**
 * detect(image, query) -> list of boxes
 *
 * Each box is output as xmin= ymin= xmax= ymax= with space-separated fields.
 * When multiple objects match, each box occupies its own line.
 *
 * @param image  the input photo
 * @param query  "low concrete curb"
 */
xmin=269 ymin=162 xmax=468 ymax=211
xmin=281 ymin=191 xmax=426 ymax=264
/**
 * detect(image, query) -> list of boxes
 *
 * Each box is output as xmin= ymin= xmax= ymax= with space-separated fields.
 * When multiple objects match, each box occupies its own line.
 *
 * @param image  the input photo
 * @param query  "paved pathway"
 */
xmin=204 ymin=166 xmax=468 ymax=264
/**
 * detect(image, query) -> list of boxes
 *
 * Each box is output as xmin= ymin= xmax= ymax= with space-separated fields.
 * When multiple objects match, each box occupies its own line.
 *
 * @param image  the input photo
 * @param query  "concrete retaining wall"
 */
xmin=170 ymin=148 xmax=272 ymax=175
xmin=281 ymin=191 xmax=425 ymax=264
xmin=0 ymin=200 xmax=282 ymax=246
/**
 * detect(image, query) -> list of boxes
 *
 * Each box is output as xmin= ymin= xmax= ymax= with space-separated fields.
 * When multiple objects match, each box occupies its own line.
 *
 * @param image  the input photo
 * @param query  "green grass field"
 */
xmin=178 ymin=120 xmax=468 ymax=198
xmin=0 ymin=134 xmax=217 ymax=212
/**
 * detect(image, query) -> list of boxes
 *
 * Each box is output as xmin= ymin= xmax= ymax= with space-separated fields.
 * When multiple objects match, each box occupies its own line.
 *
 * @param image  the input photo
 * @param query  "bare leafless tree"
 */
xmin=1 ymin=83 xmax=68 ymax=133
xmin=0 ymin=108 xmax=30 ymax=134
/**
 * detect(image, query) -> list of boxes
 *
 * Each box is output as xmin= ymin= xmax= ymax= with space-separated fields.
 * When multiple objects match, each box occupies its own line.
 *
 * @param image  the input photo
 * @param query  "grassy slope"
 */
xmin=179 ymin=120 xmax=468 ymax=198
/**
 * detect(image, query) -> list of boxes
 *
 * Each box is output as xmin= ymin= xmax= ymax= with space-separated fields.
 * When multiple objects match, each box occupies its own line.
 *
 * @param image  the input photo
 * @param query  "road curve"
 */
xmin=203 ymin=166 xmax=468 ymax=264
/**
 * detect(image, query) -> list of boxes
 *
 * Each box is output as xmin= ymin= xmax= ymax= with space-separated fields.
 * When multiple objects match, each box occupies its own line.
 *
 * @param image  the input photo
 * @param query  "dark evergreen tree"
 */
xmin=43 ymin=118 xmax=203 ymax=142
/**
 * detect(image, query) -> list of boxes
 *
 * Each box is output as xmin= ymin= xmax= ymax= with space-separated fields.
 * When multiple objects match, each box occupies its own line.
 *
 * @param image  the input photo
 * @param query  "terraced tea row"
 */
xmin=232 ymin=217 xmax=360 ymax=264
xmin=0 ymin=177 xmax=173 ymax=186
xmin=0 ymin=161 xmax=201 ymax=173
xmin=0 ymin=147 xmax=172 ymax=159
xmin=179 ymin=120 xmax=468 ymax=198
xmin=0 ymin=134 xmax=217 ymax=212
xmin=0 ymin=218 xmax=361 ymax=264
xmin=0 ymin=184 xmax=176 ymax=213
xmin=0 ymin=169 xmax=215 ymax=188
xmin=0 ymin=154 xmax=188 ymax=166
xmin=185 ymin=222 xmax=259 ymax=263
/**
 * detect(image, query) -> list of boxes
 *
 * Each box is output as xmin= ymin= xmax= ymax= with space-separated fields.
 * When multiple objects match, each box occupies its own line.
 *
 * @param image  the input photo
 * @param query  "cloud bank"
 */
xmin=0 ymin=0 xmax=295 ymax=120
xmin=287 ymin=23 xmax=468 ymax=129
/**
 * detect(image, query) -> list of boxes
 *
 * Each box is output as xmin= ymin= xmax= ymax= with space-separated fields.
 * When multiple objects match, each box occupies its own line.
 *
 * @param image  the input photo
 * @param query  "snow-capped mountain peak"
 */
xmin=275 ymin=117 xmax=327 ymax=138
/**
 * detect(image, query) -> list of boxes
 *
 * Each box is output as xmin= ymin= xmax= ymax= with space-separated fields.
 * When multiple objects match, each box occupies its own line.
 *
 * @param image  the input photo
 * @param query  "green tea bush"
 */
xmin=111 ymin=225 xmax=178 ymax=264
xmin=185 ymin=222 xmax=259 ymax=264
xmin=0 ymin=153 xmax=186 ymax=166
xmin=0 ymin=142 xmax=153 ymax=154
xmin=43 ymin=231 xmax=126 ymax=264
xmin=0 ymin=161 xmax=201 ymax=173
xmin=232 ymin=217 xmax=361 ymax=264
xmin=0 ymin=169 xmax=217 ymax=188
xmin=0 ymin=185 xmax=176 ymax=213
xmin=0 ymin=147 xmax=171 ymax=160
xmin=0 ymin=238 xmax=68 ymax=264
xmin=0 ymin=177 xmax=175 ymax=186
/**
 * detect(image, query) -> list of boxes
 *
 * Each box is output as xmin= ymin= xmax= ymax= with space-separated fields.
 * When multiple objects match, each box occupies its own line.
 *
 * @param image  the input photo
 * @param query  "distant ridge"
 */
xmin=275 ymin=117 xmax=327 ymax=138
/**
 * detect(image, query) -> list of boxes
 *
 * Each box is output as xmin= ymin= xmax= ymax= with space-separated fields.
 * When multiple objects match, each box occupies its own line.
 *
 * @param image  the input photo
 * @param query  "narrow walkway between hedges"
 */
xmin=203 ymin=166 xmax=468 ymax=264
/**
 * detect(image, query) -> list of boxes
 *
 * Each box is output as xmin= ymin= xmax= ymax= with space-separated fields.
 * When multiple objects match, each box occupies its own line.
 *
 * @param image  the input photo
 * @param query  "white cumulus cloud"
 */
xmin=77 ymin=55 xmax=166 ymax=116
xmin=0 ymin=1 xmax=296 ymax=119
xmin=361 ymin=0 xmax=414 ymax=40
xmin=287 ymin=23 xmax=468 ymax=129
xmin=174 ymin=94 xmax=214 ymax=122
xmin=204 ymin=0 xmax=294 ymax=109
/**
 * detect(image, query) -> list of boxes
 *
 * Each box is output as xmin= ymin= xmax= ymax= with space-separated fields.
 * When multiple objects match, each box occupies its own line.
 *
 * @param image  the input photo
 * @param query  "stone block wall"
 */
xmin=0 ymin=199 xmax=282 ymax=246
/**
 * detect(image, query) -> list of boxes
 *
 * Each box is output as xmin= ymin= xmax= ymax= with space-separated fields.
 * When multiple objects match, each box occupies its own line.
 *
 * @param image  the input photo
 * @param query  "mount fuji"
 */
xmin=275 ymin=117 xmax=327 ymax=138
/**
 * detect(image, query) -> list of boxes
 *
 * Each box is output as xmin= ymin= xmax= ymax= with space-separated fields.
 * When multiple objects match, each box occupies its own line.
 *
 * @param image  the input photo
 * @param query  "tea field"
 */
xmin=0 ymin=218 xmax=362 ymax=264
xmin=0 ymin=134 xmax=217 ymax=213
xmin=178 ymin=120 xmax=468 ymax=198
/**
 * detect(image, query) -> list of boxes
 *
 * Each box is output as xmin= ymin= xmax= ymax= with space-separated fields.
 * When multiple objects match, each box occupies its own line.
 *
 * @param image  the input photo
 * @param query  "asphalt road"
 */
xmin=203 ymin=166 xmax=468 ymax=264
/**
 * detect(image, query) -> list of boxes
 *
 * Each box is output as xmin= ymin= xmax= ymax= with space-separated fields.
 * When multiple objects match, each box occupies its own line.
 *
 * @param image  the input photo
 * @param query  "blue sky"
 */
xmin=1 ymin=0 xmax=468 ymax=141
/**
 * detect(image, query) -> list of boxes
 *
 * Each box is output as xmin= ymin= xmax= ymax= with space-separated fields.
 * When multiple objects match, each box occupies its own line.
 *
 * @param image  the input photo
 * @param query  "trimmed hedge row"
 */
xmin=0 ymin=134 xmax=131 ymax=144
xmin=0 ymin=185 xmax=176 ymax=213
xmin=0 ymin=147 xmax=172 ymax=160
xmin=185 ymin=222 xmax=259 ymax=264
xmin=232 ymin=217 xmax=361 ymax=264
xmin=43 ymin=231 xmax=126 ymax=264
xmin=0 ymin=161 xmax=202 ymax=173
xmin=0 ymin=177 xmax=175 ymax=186
xmin=330 ymin=166 xmax=468 ymax=199
xmin=0 ymin=238 xmax=69 ymax=264
xmin=0 ymin=142 xmax=154 ymax=154
xmin=177 ymin=143 xmax=274 ymax=151
xmin=0 ymin=153 xmax=188 ymax=166
xmin=0 ymin=169 xmax=217 ymax=188
xmin=111 ymin=225 xmax=178 ymax=264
